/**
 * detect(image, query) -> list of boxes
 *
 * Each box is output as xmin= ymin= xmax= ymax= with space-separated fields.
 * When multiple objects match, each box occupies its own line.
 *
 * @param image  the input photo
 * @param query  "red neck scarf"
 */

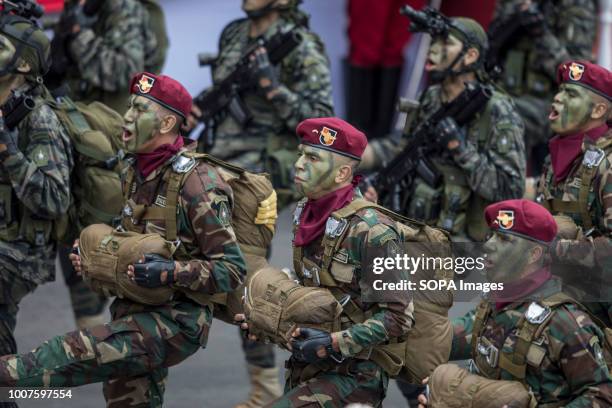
xmin=549 ymin=124 xmax=609 ymax=183
xmin=294 ymin=181 xmax=358 ymax=247
xmin=136 ymin=137 xmax=184 ymax=178
xmin=493 ymin=266 xmax=551 ymax=310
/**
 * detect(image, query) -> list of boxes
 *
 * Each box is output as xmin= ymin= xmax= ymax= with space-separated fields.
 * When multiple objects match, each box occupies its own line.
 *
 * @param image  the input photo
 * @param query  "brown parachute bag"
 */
xmin=427 ymin=364 xmax=535 ymax=408
xmin=79 ymin=223 xmax=176 ymax=305
xmin=242 ymin=266 xmax=343 ymax=345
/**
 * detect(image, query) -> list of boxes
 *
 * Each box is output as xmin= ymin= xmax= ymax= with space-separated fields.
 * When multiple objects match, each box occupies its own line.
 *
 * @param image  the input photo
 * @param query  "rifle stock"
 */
xmin=376 ymin=83 xmax=492 ymax=211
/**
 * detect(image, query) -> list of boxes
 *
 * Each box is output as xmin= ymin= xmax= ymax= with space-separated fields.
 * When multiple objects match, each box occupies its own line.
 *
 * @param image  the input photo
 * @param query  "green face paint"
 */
xmin=122 ymin=95 xmax=162 ymax=152
xmin=550 ymin=84 xmax=595 ymax=135
xmin=483 ymin=232 xmax=534 ymax=284
xmin=293 ymin=145 xmax=340 ymax=199
xmin=426 ymin=34 xmax=463 ymax=73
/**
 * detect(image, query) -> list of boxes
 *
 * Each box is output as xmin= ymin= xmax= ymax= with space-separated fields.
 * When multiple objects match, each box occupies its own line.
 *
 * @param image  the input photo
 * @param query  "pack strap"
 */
xmin=80 ymin=199 xmax=119 ymax=224
xmin=164 ymin=171 xmax=183 ymax=241
xmin=239 ymin=243 xmax=267 ymax=257
xmin=470 ymin=300 xmax=491 ymax=360
xmin=577 ymin=166 xmax=596 ymax=230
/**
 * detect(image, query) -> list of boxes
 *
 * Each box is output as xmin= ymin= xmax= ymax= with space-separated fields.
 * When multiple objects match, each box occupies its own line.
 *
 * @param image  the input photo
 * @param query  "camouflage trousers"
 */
xmin=0 ymin=272 xmax=37 ymax=356
xmin=0 ymin=297 xmax=211 ymax=408
xmin=267 ymin=359 xmax=388 ymax=407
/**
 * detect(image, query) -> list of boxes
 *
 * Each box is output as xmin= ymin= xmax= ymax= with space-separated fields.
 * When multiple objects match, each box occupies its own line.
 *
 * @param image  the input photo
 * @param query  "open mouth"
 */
xmin=424 ymin=57 xmax=436 ymax=71
xmin=122 ymin=127 xmax=134 ymax=143
xmin=549 ymin=105 xmax=560 ymax=121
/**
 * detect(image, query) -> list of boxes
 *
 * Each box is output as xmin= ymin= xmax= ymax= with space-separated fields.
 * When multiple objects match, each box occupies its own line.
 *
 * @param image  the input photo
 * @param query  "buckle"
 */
xmin=525 ymin=302 xmax=551 ymax=324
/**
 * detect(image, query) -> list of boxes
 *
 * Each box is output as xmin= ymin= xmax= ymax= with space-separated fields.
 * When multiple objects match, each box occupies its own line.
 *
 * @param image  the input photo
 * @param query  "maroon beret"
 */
xmin=485 ymin=199 xmax=557 ymax=243
xmin=129 ymin=72 xmax=192 ymax=120
xmin=557 ymin=61 xmax=612 ymax=101
xmin=296 ymin=117 xmax=367 ymax=160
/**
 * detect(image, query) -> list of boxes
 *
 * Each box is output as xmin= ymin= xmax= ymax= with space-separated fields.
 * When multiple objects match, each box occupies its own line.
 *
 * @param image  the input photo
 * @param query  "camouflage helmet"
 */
xmin=0 ymin=15 xmax=50 ymax=76
xmin=449 ymin=17 xmax=488 ymax=63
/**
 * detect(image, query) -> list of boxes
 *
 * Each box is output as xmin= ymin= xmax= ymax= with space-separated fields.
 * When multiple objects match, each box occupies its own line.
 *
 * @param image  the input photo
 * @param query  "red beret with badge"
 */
xmin=129 ymin=72 xmax=192 ymax=121
xmin=557 ymin=60 xmax=612 ymax=101
xmin=296 ymin=117 xmax=368 ymax=160
xmin=485 ymin=199 xmax=557 ymax=243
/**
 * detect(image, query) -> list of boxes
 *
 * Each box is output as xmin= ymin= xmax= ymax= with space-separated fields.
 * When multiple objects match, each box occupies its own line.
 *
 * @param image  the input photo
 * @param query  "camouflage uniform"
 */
xmin=537 ymin=129 xmax=612 ymax=325
xmin=371 ymin=84 xmax=526 ymax=241
xmin=451 ymin=278 xmax=612 ymax=406
xmin=0 ymin=83 xmax=73 ymax=357
xmin=271 ymin=195 xmax=414 ymax=407
xmin=62 ymin=0 xmax=161 ymax=113
xmin=491 ymin=0 xmax=597 ymax=170
xmin=209 ymin=16 xmax=333 ymax=200
xmin=58 ymin=0 xmax=168 ymax=327
xmin=0 ymin=145 xmax=246 ymax=408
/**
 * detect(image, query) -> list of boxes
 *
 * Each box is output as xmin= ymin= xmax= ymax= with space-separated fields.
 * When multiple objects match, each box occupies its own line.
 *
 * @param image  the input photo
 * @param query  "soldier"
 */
xmin=238 ymin=117 xmax=415 ymax=406
xmin=187 ymin=1 xmax=332 ymax=405
xmin=362 ymin=16 xmax=526 ymax=242
xmin=0 ymin=73 xmax=246 ymax=408
xmin=0 ymin=11 xmax=73 ymax=371
xmin=488 ymin=0 xmax=597 ymax=176
xmin=536 ymin=60 xmax=612 ymax=325
xmin=188 ymin=0 xmax=333 ymax=203
xmin=50 ymin=0 xmax=169 ymax=330
xmin=417 ymin=199 xmax=612 ymax=406
xmin=49 ymin=0 xmax=167 ymax=113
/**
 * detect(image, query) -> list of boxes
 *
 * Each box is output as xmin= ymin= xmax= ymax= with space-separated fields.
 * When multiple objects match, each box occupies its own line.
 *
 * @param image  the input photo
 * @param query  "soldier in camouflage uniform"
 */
xmin=536 ymin=61 xmax=612 ymax=325
xmin=0 ymin=13 xmax=73 ymax=369
xmin=51 ymin=0 xmax=169 ymax=331
xmin=489 ymin=0 xmax=597 ymax=176
xmin=418 ymin=199 xmax=612 ymax=407
xmin=186 ymin=1 xmax=332 ymax=405
xmin=0 ymin=73 xmax=246 ymax=408
xmin=189 ymin=0 xmax=333 ymax=203
xmin=363 ymin=16 xmax=526 ymax=242
xmin=238 ymin=117 xmax=414 ymax=407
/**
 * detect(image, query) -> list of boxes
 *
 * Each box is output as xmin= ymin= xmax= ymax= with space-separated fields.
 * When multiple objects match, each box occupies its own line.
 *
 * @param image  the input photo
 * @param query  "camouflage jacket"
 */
xmin=66 ymin=0 xmax=158 ymax=112
xmin=371 ymin=83 xmax=526 ymax=239
xmin=0 ymin=84 xmax=73 ymax=284
xmin=211 ymin=17 xmax=333 ymax=158
xmin=451 ymin=280 xmax=612 ymax=407
xmin=120 ymin=144 xmax=246 ymax=295
xmin=492 ymin=0 xmax=596 ymax=97
xmin=292 ymin=195 xmax=414 ymax=358
xmin=537 ymin=128 xmax=612 ymax=323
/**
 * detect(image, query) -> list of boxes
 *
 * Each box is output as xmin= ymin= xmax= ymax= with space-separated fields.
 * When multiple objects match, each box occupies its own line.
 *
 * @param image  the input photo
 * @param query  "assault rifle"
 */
xmin=1 ymin=90 xmax=35 ymax=130
xmin=485 ymin=3 xmax=544 ymax=78
xmin=191 ymin=27 xmax=302 ymax=151
xmin=0 ymin=0 xmax=43 ymax=19
xmin=374 ymin=82 xmax=492 ymax=211
xmin=45 ymin=0 xmax=104 ymax=90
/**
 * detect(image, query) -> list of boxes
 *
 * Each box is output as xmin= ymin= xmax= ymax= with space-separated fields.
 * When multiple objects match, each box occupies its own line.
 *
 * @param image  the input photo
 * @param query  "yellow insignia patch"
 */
xmin=319 ymin=126 xmax=337 ymax=146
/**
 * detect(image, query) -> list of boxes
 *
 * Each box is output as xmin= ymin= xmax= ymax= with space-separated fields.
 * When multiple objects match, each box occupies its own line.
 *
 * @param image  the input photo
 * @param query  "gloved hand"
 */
xmin=250 ymin=46 xmax=280 ymax=99
xmin=0 ymin=115 xmax=18 ymax=161
xmin=132 ymin=254 xmax=176 ymax=288
xmin=435 ymin=117 xmax=466 ymax=152
xmin=291 ymin=328 xmax=342 ymax=364
xmin=518 ymin=2 xmax=546 ymax=36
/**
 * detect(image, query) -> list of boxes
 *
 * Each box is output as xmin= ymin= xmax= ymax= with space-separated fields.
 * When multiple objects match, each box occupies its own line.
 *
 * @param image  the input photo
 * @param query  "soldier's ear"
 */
xmin=159 ymin=114 xmax=178 ymax=134
xmin=463 ymin=47 xmax=480 ymax=67
xmin=591 ymin=101 xmax=610 ymax=121
xmin=528 ymin=244 xmax=544 ymax=265
xmin=334 ymin=164 xmax=353 ymax=185
xmin=15 ymin=59 xmax=31 ymax=74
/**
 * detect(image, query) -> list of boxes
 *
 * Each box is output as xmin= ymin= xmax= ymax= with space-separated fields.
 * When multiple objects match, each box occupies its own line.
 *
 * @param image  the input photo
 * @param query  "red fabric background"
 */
xmin=37 ymin=0 xmax=64 ymax=14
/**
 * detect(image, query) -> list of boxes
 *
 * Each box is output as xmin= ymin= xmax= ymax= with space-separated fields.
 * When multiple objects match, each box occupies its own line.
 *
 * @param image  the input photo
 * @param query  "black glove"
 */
xmin=133 ymin=254 xmax=176 ymax=288
xmin=250 ymin=47 xmax=280 ymax=96
xmin=435 ymin=117 xmax=466 ymax=152
xmin=291 ymin=328 xmax=343 ymax=364
xmin=0 ymin=116 xmax=18 ymax=161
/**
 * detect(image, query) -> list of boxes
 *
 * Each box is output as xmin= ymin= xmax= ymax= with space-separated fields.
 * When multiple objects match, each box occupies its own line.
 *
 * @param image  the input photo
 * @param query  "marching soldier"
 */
xmin=362 ymin=16 xmax=526 ymax=242
xmin=418 ymin=199 xmax=612 ymax=406
xmin=536 ymin=60 xmax=612 ymax=325
xmin=0 ymin=73 xmax=246 ymax=408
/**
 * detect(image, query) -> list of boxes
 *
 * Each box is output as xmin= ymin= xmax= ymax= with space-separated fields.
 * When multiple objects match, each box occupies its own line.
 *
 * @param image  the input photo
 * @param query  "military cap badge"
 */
xmin=319 ymin=126 xmax=337 ymax=146
xmin=568 ymin=62 xmax=585 ymax=81
xmin=137 ymin=74 xmax=155 ymax=94
xmin=496 ymin=210 xmax=514 ymax=230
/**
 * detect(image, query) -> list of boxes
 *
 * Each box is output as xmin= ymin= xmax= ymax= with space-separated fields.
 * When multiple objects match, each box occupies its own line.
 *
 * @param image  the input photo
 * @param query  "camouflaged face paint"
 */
xmin=123 ymin=96 xmax=162 ymax=152
xmin=294 ymin=146 xmax=340 ymax=199
xmin=484 ymin=232 xmax=534 ymax=284
xmin=551 ymin=84 xmax=595 ymax=135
